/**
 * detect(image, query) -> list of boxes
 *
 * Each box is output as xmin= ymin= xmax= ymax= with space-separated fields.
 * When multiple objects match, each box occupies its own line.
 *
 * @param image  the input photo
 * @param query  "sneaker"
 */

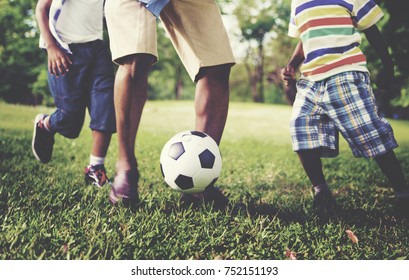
xmin=109 ymin=169 xmax=139 ymax=207
xmin=32 ymin=114 xmax=54 ymax=163
xmin=312 ymin=188 xmax=337 ymax=216
xmin=179 ymin=185 xmax=229 ymax=211
xmin=84 ymin=164 xmax=109 ymax=188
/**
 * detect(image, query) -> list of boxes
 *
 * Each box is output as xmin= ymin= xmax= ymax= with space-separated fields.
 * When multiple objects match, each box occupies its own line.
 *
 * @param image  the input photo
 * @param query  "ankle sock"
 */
xmin=90 ymin=154 xmax=105 ymax=167
xmin=42 ymin=116 xmax=51 ymax=132
xmin=314 ymin=184 xmax=330 ymax=194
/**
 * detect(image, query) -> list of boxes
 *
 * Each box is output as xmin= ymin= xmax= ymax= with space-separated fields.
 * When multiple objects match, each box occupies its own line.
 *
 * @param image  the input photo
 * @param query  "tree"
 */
xmin=0 ymin=0 xmax=44 ymax=104
xmin=232 ymin=0 xmax=291 ymax=103
xmin=146 ymin=20 xmax=192 ymax=100
xmin=377 ymin=0 xmax=409 ymax=118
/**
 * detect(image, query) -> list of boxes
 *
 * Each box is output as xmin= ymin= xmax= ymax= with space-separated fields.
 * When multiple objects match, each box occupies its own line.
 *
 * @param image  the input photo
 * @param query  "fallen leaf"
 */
xmin=285 ymin=249 xmax=297 ymax=260
xmin=346 ymin=230 xmax=358 ymax=244
xmin=61 ymin=244 xmax=69 ymax=253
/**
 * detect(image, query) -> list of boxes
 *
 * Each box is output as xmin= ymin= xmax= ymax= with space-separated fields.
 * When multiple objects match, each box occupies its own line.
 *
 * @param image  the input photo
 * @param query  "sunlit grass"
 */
xmin=1 ymin=101 xmax=409 ymax=260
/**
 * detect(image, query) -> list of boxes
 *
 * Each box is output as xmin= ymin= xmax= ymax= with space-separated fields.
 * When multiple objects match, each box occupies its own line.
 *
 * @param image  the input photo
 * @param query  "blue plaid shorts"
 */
xmin=290 ymin=71 xmax=398 ymax=158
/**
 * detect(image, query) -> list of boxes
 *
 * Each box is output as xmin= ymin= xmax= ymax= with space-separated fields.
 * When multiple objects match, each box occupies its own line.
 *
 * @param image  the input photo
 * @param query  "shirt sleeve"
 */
xmin=288 ymin=1 xmax=300 ymax=38
xmin=140 ymin=0 xmax=170 ymax=18
xmin=352 ymin=0 xmax=384 ymax=30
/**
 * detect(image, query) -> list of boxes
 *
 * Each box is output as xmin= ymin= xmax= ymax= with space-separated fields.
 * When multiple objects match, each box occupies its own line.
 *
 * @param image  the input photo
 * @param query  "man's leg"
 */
xmin=115 ymin=54 xmax=153 ymax=170
xmin=109 ymin=54 xmax=154 ymax=205
xmin=180 ymin=64 xmax=232 ymax=210
xmin=194 ymin=64 xmax=231 ymax=145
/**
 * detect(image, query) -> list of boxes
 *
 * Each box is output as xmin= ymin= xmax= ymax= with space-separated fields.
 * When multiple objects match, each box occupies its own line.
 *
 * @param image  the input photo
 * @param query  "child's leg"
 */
xmin=376 ymin=151 xmax=409 ymax=216
xmin=84 ymin=130 xmax=113 ymax=188
xmin=374 ymin=151 xmax=409 ymax=194
xmin=297 ymin=149 xmax=328 ymax=192
xmin=91 ymin=130 xmax=112 ymax=159
xmin=297 ymin=149 xmax=336 ymax=213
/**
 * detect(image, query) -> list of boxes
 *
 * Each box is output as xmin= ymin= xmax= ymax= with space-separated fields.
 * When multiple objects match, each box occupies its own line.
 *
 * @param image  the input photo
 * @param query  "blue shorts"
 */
xmin=48 ymin=40 xmax=116 ymax=138
xmin=290 ymin=71 xmax=398 ymax=158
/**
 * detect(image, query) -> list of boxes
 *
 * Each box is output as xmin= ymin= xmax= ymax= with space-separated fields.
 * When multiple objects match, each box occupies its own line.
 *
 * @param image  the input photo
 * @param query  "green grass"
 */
xmin=1 ymin=100 xmax=409 ymax=260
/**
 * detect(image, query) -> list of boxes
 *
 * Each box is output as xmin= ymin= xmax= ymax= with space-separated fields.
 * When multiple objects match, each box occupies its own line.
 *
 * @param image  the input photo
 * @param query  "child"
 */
xmin=32 ymin=0 xmax=116 ymax=188
xmin=281 ymin=0 xmax=409 ymax=214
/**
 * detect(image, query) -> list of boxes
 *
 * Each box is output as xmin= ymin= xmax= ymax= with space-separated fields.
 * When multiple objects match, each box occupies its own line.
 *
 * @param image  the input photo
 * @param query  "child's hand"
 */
xmin=281 ymin=65 xmax=297 ymax=105
xmin=281 ymin=65 xmax=296 ymax=86
xmin=47 ymin=45 xmax=72 ymax=77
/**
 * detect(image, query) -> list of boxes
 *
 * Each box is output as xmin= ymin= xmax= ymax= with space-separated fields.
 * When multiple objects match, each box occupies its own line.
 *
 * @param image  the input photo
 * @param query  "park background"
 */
xmin=1 ymin=0 xmax=409 ymax=260
xmin=1 ymin=0 xmax=409 ymax=118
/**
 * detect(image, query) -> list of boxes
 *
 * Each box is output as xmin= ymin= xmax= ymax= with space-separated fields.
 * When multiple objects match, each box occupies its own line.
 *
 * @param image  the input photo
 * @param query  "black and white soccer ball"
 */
xmin=160 ymin=130 xmax=222 ymax=194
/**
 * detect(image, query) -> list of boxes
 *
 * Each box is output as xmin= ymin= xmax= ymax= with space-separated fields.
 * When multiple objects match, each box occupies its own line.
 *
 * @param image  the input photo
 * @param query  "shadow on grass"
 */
xmin=135 ymin=189 xmax=409 ymax=228
xmin=237 ymin=199 xmax=409 ymax=227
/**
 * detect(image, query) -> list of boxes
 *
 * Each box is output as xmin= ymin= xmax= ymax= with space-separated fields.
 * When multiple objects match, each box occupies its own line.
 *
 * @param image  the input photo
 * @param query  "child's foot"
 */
xmin=32 ymin=114 xmax=54 ymax=163
xmin=84 ymin=164 xmax=109 ymax=188
xmin=179 ymin=185 xmax=229 ymax=211
xmin=394 ymin=190 xmax=409 ymax=217
xmin=312 ymin=188 xmax=337 ymax=216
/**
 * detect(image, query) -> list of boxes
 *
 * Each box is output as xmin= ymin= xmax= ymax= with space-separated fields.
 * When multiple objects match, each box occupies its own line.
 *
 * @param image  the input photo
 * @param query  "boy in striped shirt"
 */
xmin=281 ymin=0 xmax=409 ymax=215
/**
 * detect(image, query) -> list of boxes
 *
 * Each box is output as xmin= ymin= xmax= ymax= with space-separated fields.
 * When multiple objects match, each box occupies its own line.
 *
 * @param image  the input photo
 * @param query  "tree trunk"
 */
xmin=256 ymin=43 xmax=265 ymax=103
xmin=174 ymin=65 xmax=183 ymax=100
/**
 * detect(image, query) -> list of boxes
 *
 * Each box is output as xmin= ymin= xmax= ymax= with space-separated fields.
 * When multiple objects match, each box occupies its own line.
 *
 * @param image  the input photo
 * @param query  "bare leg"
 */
xmin=114 ymin=54 xmax=154 ymax=172
xmin=108 ymin=54 xmax=154 ymax=206
xmin=180 ymin=64 xmax=232 ymax=210
xmin=297 ymin=149 xmax=327 ymax=187
xmin=91 ymin=130 xmax=112 ymax=158
xmin=194 ymin=64 xmax=231 ymax=145
xmin=374 ymin=151 xmax=408 ymax=193
xmin=297 ymin=149 xmax=336 ymax=213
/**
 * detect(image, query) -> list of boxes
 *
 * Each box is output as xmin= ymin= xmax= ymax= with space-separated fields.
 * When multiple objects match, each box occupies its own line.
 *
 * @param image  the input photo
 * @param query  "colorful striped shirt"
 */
xmin=288 ymin=0 xmax=384 ymax=81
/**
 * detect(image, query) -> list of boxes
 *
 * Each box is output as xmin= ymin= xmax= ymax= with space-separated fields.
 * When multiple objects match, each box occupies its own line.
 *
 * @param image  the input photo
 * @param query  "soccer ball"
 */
xmin=160 ymin=130 xmax=222 ymax=194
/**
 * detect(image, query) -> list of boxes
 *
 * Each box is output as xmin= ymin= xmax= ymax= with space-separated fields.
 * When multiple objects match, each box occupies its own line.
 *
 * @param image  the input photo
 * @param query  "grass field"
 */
xmin=1 ymin=100 xmax=409 ymax=260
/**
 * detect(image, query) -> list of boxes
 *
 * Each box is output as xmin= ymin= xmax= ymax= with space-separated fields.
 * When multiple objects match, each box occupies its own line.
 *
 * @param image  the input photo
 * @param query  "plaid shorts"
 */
xmin=290 ymin=71 xmax=398 ymax=158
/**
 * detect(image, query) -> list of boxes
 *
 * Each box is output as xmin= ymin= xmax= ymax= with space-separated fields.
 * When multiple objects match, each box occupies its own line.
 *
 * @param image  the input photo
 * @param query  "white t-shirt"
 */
xmin=55 ymin=0 xmax=103 ymax=44
xmin=39 ymin=0 xmax=104 ymax=53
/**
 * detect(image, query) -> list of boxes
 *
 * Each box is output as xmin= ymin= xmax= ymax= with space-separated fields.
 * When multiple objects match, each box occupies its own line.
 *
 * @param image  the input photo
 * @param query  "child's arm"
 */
xmin=363 ymin=25 xmax=394 ymax=90
xmin=280 ymin=41 xmax=305 ymax=104
xmin=36 ymin=0 xmax=72 ymax=77
xmin=281 ymin=41 xmax=305 ymax=86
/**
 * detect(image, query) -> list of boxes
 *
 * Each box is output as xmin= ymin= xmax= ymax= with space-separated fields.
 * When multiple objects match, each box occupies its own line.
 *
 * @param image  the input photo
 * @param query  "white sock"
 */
xmin=314 ymin=184 xmax=329 ymax=194
xmin=89 ymin=154 xmax=105 ymax=167
xmin=43 ymin=116 xmax=51 ymax=132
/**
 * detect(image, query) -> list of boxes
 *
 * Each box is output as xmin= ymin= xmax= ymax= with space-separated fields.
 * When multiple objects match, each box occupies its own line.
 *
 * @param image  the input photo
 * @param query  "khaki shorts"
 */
xmin=105 ymin=0 xmax=235 ymax=81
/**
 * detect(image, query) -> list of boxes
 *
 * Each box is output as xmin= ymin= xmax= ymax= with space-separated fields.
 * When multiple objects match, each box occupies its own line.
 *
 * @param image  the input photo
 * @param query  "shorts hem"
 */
xmin=352 ymin=142 xmax=399 ymax=158
xmin=292 ymin=141 xmax=339 ymax=158
xmin=89 ymin=125 xmax=117 ymax=134
xmin=112 ymin=50 xmax=158 ymax=65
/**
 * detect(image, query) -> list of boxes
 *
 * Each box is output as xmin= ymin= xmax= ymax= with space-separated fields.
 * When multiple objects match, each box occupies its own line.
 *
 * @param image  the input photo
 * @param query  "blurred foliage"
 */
xmin=0 ymin=0 xmax=44 ymax=104
xmin=0 ymin=0 xmax=408 ymax=118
